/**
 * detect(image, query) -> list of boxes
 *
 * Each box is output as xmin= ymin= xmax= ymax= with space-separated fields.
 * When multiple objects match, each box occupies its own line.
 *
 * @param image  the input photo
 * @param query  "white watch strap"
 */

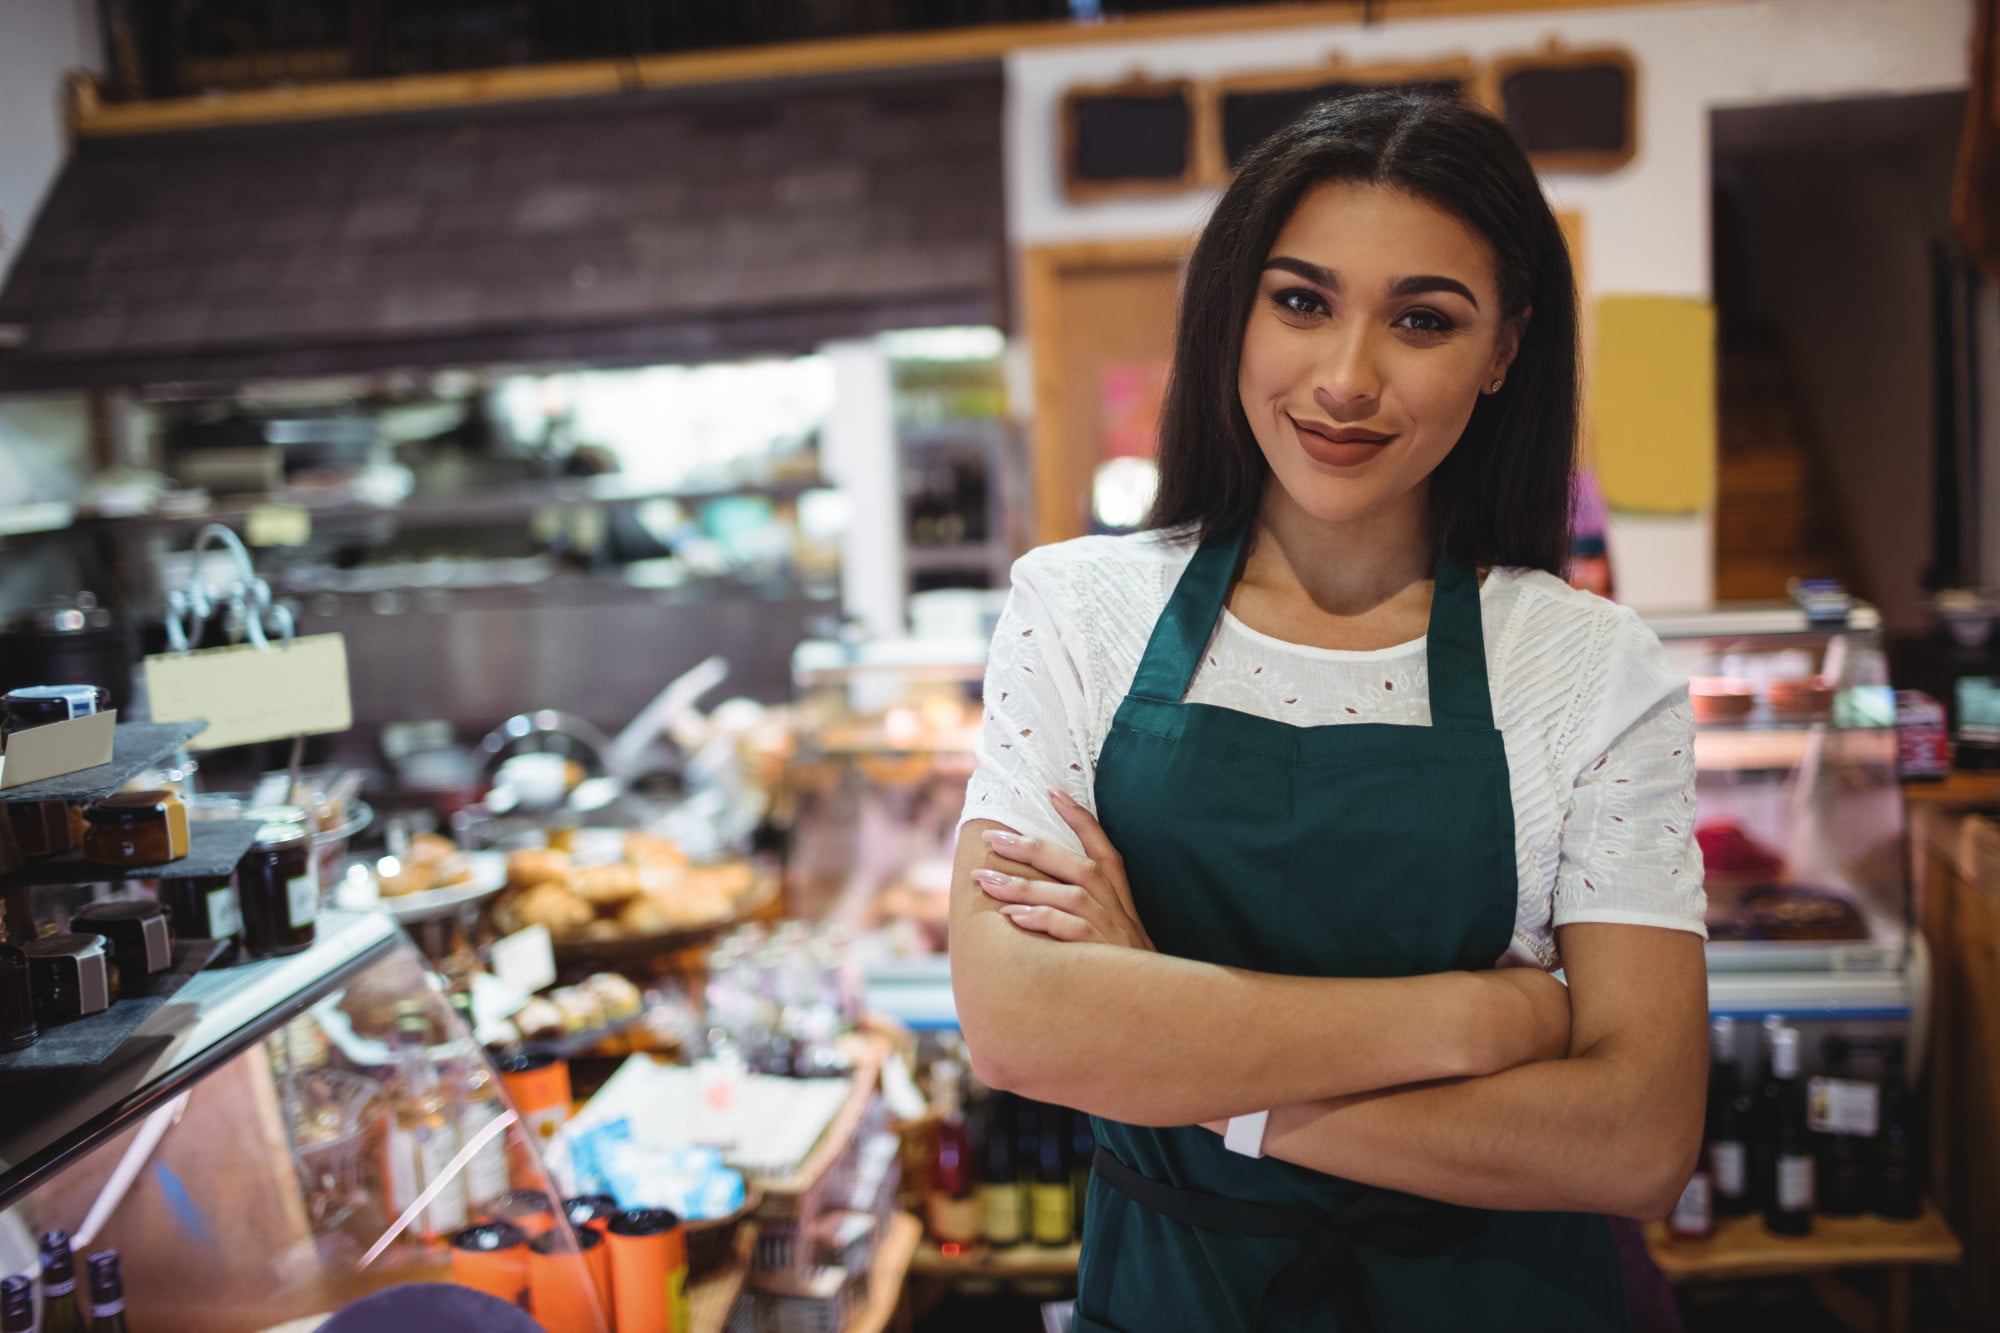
xmin=1223 ymin=1110 xmax=1269 ymax=1158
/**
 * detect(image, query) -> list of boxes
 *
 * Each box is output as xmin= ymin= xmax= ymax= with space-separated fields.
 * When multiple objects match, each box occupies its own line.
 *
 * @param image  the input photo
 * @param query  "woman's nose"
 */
xmin=1313 ymin=330 xmax=1382 ymax=419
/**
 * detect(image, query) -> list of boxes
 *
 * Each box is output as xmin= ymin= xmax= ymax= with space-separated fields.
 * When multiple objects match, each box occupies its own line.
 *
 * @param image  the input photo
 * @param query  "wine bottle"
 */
xmin=1032 ymin=1107 xmax=1075 ymax=1246
xmin=1668 ymin=1145 xmax=1716 ymax=1239
xmin=39 ymin=1231 xmax=86 ymax=1333
xmin=86 ymin=1251 xmax=129 ymax=1333
xmin=385 ymin=1001 xmax=467 ymax=1237
xmin=1810 ymin=1035 xmax=1873 ymax=1217
xmin=1871 ymin=1039 xmax=1923 ymax=1219
xmin=1707 ymin=1017 xmax=1750 ymax=1216
xmin=1748 ymin=1013 xmax=1786 ymax=1210
xmin=1763 ymin=1025 xmax=1814 ymax=1236
xmin=1070 ymin=1108 xmax=1095 ymax=1234
xmin=2 ymin=1275 xmax=33 ymax=1333
xmin=926 ymin=1061 xmax=981 ymax=1247
xmin=980 ymin=1093 xmax=1025 ymax=1247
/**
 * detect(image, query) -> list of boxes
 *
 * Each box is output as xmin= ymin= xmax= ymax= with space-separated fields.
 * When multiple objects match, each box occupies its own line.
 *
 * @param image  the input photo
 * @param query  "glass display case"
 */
xmin=0 ymin=911 xmax=613 ymax=1332
xmin=1642 ymin=602 xmax=1918 ymax=1040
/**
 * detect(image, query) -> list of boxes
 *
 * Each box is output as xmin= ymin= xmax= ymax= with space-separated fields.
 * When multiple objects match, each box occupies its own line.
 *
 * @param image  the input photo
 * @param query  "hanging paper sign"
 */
xmin=144 ymin=633 xmax=352 ymax=750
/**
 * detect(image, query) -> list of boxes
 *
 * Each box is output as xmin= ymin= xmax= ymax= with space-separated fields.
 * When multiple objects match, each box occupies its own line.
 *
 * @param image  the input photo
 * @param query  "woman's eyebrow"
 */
xmin=1263 ymin=259 xmax=1481 ymax=311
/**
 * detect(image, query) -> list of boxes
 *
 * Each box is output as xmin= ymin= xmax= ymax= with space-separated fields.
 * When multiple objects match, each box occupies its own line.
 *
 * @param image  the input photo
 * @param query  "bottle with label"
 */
xmin=237 ymin=809 xmax=318 ymax=958
xmin=385 ymin=1001 xmax=468 ymax=1239
xmin=1871 ymin=1039 xmax=1923 ymax=1219
xmin=448 ymin=994 xmax=513 ymax=1214
xmin=1668 ymin=1145 xmax=1716 ymax=1240
xmin=980 ymin=1093 xmax=1026 ymax=1248
xmin=38 ymin=1230 xmax=85 ymax=1333
xmin=1707 ymin=1017 xmax=1750 ymax=1216
xmin=1763 ymin=1025 xmax=1814 ymax=1236
xmin=86 ymin=1251 xmax=128 ymax=1333
xmin=926 ymin=1061 xmax=981 ymax=1247
xmin=1070 ymin=1108 xmax=1095 ymax=1234
xmin=1810 ymin=1035 xmax=1875 ymax=1216
xmin=1749 ymin=1014 xmax=1786 ymax=1210
xmin=2 ymin=1275 xmax=32 ymax=1333
xmin=1032 ymin=1107 xmax=1076 ymax=1246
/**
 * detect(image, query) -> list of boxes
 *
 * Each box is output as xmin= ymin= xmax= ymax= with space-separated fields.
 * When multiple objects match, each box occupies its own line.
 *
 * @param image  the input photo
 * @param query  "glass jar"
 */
xmin=4 ymin=800 xmax=85 ymax=859
xmin=238 ymin=809 xmax=317 ymax=958
xmin=70 ymin=900 xmax=176 ymax=985
xmin=22 ymin=933 xmax=118 ymax=1023
xmin=157 ymin=871 xmax=243 ymax=951
xmin=82 ymin=791 xmax=190 ymax=868
xmin=1 ymin=684 xmax=107 ymax=738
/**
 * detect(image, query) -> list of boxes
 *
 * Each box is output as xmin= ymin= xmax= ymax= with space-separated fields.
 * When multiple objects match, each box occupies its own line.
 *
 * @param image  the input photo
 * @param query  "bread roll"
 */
xmin=506 ymin=847 xmax=573 ymax=894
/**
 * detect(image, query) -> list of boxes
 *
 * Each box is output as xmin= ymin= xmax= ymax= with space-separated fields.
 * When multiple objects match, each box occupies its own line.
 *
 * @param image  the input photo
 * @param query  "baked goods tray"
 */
xmin=0 ymin=938 xmax=230 ymax=1076
xmin=545 ymin=867 xmax=781 ymax=967
xmin=0 ymin=722 xmax=205 ymax=805
xmin=0 ymin=819 xmax=262 ymax=890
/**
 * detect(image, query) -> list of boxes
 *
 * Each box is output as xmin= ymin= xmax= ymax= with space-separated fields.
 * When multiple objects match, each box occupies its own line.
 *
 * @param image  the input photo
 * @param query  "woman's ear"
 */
xmin=1492 ymin=307 xmax=1532 ymax=381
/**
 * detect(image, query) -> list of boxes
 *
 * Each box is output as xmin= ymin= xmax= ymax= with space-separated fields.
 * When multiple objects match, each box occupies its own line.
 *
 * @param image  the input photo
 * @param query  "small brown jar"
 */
xmin=0 ymin=931 xmax=36 ymax=1052
xmin=82 ymin=791 xmax=190 ymax=868
xmin=238 ymin=809 xmax=317 ymax=958
xmin=1 ymin=685 xmax=107 ymax=738
xmin=70 ymin=900 xmax=176 ymax=985
xmin=157 ymin=870 xmax=243 ymax=950
xmin=4 ymin=801 xmax=85 ymax=859
xmin=22 ymin=933 xmax=119 ymax=1024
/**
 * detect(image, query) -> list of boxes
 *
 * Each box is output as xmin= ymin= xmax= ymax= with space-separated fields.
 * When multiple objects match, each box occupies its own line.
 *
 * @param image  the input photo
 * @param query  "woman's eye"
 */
xmin=1273 ymin=287 xmax=1326 ymax=318
xmin=1395 ymin=308 xmax=1456 ymax=335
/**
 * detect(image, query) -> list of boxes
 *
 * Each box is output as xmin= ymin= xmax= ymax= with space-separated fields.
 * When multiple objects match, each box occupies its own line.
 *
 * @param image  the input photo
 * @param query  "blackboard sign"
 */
xmin=1064 ymin=80 xmax=1199 ymax=201
xmin=1221 ymin=78 xmax=1467 ymax=168
xmin=1495 ymin=48 xmax=1636 ymax=171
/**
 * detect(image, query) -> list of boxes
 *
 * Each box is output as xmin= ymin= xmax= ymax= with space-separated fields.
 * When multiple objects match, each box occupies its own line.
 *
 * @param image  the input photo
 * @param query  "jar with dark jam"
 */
xmin=158 ymin=870 xmax=243 ymax=954
xmin=0 ymin=928 xmax=36 ymax=1052
xmin=238 ymin=810 xmax=317 ymax=958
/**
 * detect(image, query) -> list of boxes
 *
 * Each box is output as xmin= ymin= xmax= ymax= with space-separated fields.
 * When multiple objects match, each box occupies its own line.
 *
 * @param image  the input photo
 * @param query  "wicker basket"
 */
xmin=687 ymin=1183 xmax=763 ymax=1279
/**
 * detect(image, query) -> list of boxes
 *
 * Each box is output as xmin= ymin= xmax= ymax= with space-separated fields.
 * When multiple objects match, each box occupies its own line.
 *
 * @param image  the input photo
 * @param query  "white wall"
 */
xmin=1004 ymin=0 xmax=1972 ymax=607
xmin=0 ymin=0 xmax=98 ymax=291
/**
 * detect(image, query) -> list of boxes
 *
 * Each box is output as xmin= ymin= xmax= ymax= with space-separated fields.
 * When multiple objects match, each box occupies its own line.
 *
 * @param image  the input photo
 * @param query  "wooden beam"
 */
xmin=72 ymin=0 xmax=1702 ymax=138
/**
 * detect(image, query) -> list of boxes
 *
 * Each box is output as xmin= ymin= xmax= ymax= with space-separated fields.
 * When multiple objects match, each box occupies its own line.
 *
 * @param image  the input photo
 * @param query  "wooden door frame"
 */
xmin=1019 ymin=236 xmax=1193 ymax=548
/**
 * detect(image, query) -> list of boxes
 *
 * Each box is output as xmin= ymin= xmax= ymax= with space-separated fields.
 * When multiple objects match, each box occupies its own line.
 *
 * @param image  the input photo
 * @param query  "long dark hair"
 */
xmin=1147 ymin=89 xmax=1578 ymax=575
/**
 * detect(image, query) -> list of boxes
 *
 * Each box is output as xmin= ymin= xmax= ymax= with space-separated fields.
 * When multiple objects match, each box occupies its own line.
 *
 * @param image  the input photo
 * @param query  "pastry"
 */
xmin=1737 ymin=884 xmax=1866 ymax=941
xmin=625 ymin=832 xmax=690 ymax=871
xmin=506 ymin=847 xmax=572 ymax=894
xmin=375 ymin=859 xmax=435 ymax=898
xmin=513 ymin=881 xmax=595 ymax=934
xmin=570 ymin=862 xmax=643 ymax=907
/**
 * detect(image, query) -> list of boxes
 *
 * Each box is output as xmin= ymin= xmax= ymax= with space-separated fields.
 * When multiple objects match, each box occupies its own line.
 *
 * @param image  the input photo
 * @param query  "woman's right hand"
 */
xmin=1477 ymin=967 xmax=1574 ymax=1070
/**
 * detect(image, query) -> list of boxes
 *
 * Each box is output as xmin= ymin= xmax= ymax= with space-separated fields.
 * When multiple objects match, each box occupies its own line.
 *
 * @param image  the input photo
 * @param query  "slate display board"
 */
xmin=1497 ymin=55 xmax=1636 ymax=170
xmin=1064 ymin=82 xmax=1197 ymax=199
xmin=1221 ymin=79 xmax=1468 ymax=169
xmin=0 ymin=937 xmax=230 ymax=1076
xmin=0 ymin=818 xmax=262 ymax=890
xmin=0 ymin=721 xmax=205 ymax=805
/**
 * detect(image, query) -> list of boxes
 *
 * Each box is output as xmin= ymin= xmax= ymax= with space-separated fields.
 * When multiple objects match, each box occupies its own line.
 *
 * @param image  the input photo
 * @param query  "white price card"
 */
xmin=490 ymin=924 xmax=557 ymax=999
xmin=144 ymin=633 xmax=351 ymax=749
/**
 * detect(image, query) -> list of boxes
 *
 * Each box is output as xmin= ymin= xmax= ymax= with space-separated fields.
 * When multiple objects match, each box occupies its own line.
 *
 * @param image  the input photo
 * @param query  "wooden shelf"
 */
xmin=844 ymin=1212 xmax=924 ymax=1333
xmin=688 ymin=1219 xmax=759 ymax=1333
xmin=1644 ymin=1204 xmax=1962 ymax=1282
xmin=908 ymin=1235 xmax=1080 ymax=1278
xmin=1902 ymin=769 xmax=2000 ymax=808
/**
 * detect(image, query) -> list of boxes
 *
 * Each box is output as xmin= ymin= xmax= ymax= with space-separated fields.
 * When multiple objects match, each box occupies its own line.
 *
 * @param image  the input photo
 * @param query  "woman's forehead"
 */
xmin=1267 ymin=180 xmax=1497 ymax=296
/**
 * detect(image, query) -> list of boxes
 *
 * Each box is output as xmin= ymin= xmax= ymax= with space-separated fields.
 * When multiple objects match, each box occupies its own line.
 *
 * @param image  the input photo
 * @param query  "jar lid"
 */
xmin=21 ymin=933 xmax=107 ymax=960
xmin=449 ymin=1221 xmax=527 ymax=1254
xmin=83 ymin=791 xmax=176 ymax=825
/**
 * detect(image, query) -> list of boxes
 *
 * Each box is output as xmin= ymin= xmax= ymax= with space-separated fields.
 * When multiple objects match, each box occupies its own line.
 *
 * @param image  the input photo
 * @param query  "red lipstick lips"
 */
xmin=1290 ymin=415 xmax=1396 ymax=468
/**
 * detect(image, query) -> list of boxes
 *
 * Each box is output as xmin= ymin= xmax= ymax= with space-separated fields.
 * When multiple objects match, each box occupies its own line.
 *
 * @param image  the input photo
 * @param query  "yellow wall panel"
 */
xmin=1590 ymin=294 xmax=1716 ymax=514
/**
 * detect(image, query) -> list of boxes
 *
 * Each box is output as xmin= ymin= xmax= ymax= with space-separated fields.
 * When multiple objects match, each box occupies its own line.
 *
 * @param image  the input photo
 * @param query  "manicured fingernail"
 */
xmin=1000 ymin=905 xmax=1032 ymax=920
xmin=1048 ymin=786 xmax=1071 ymax=805
xmin=982 ymin=830 xmax=1022 ymax=851
xmin=972 ymin=868 xmax=1012 ymax=888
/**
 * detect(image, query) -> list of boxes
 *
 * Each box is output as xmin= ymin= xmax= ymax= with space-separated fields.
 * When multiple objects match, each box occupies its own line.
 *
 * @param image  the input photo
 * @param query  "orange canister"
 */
xmin=496 ymin=1049 xmax=572 ymax=1143
xmin=605 ymin=1208 xmax=689 ymax=1333
xmin=448 ymin=1221 xmax=529 ymax=1308
xmin=563 ymin=1195 xmax=620 ymax=1236
xmin=482 ymin=1189 xmax=557 ymax=1237
xmin=527 ymin=1227 xmax=610 ymax=1333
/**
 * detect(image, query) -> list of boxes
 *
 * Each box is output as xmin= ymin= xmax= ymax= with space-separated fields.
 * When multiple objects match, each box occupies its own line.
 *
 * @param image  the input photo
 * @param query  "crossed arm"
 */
xmin=950 ymin=798 xmax=1708 ymax=1221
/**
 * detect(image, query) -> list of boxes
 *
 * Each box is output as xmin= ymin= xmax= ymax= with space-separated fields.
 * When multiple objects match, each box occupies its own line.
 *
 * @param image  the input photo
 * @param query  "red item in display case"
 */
xmin=1895 ymin=690 xmax=1950 ymax=781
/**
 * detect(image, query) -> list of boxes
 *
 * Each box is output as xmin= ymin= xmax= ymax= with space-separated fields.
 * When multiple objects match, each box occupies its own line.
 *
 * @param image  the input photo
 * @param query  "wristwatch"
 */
xmin=1224 ymin=1110 xmax=1269 ymax=1158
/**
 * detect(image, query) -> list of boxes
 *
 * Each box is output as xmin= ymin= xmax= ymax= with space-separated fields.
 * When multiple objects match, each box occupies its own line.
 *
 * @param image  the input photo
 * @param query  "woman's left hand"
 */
xmin=974 ymin=788 xmax=1154 ymax=951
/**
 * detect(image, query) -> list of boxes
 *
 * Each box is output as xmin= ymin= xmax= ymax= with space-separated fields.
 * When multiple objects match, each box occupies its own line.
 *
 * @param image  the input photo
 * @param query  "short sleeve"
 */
xmin=955 ymin=556 xmax=1097 ymax=856
xmin=1552 ymin=608 xmax=1706 ymax=938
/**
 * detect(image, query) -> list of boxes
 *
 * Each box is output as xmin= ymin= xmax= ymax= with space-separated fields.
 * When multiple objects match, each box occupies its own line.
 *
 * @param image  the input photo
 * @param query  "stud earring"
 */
xmin=1487 ymin=378 xmax=1505 ymax=394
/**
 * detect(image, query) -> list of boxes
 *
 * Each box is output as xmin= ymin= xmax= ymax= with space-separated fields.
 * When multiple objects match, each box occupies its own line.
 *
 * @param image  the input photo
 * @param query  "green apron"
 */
xmin=1076 ymin=522 xmax=1630 ymax=1333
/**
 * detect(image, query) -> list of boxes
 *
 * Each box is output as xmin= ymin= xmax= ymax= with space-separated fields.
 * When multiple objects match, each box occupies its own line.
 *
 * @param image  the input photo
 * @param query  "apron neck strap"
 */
xmin=1128 ymin=523 xmax=1495 ymax=730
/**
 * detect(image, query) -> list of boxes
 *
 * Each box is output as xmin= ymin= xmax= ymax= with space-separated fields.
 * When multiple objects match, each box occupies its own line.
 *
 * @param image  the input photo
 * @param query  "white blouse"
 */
xmin=955 ymin=530 xmax=1706 ymax=971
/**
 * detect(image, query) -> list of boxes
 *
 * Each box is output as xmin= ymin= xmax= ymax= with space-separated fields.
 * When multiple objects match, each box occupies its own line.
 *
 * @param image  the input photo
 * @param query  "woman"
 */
xmin=950 ymin=90 xmax=1707 ymax=1332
